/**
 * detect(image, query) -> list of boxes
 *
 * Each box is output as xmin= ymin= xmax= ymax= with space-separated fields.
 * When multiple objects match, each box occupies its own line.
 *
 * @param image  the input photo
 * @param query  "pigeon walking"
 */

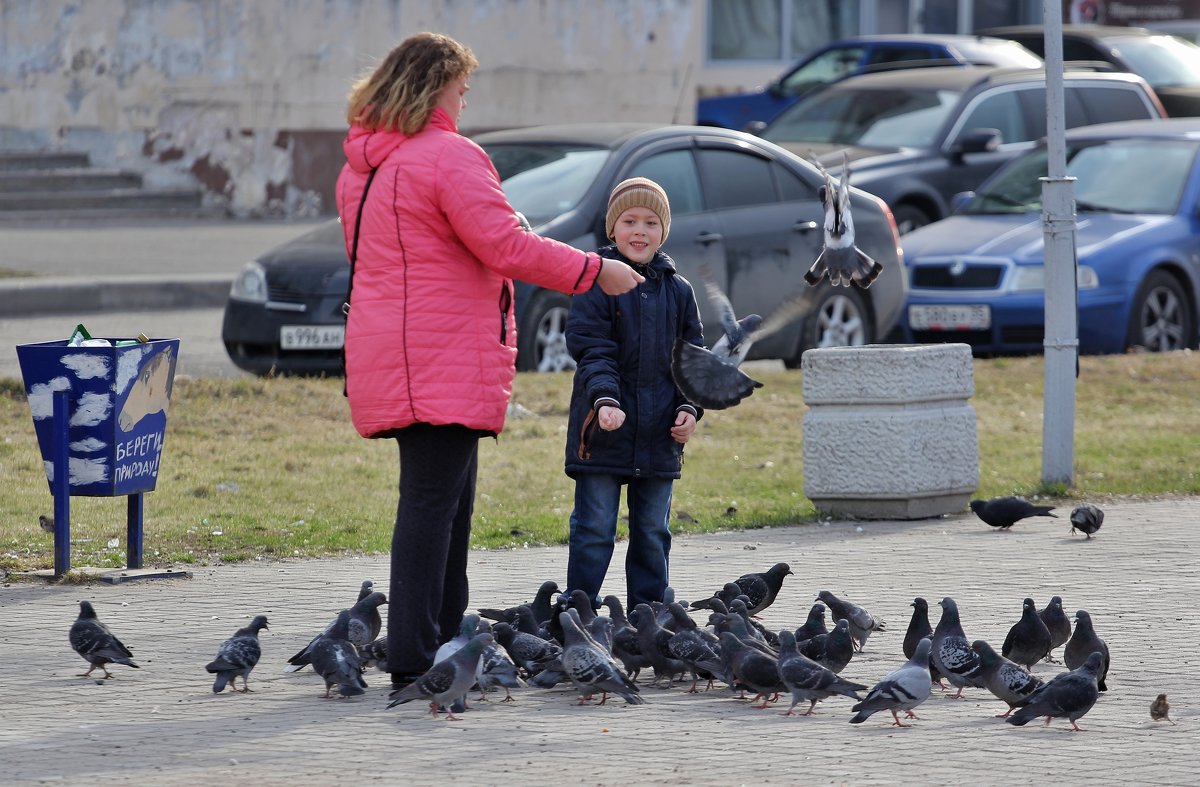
xmin=903 ymin=597 xmax=945 ymax=687
xmin=1001 ymin=598 xmax=1053 ymax=668
xmin=478 ymin=580 xmax=560 ymax=627
xmin=664 ymin=603 xmax=723 ymax=693
xmin=206 ymin=615 xmax=269 ymax=693
xmin=475 ymin=630 xmax=526 ymax=702
xmin=1038 ymin=596 xmax=1072 ymax=663
xmin=798 ymin=618 xmax=855 ymax=674
xmin=972 ymin=639 xmax=1043 ymax=717
xmin=308 ymin=610 xmax=367 ymax=699
xmin=69 ymin=601 xmax=139 ymax=679
xmin=1150 ymin=693 xmax=1176 ymax=724
xmin=1064 ymin=610 xmax=1109 ymax=692
xmin=795 ymin=602 xmax=829 ymax=643
xmin=719 ymin=632 xmax=785 ymax=708
xmin=285 ymin=589 xmax=387 ymax=672
xmin=602 ymin=595 xmax=649 ymax=681
xmin=387 ymin=633 xmax=494 ymax=720
xmin=492 ymin=622 xmax=562 ymax=678
xmin=969 ymin=496 xmax=1056 ymax=530
xmin=1069 ymin=504 xmax=1104 ymax=538
xmin=634 ymin=603 xmax=688 ymax=688
xmin=1007 ymin=652 xmax=1104 ymax=731
xmin=559 ymin=610 xmax=643 ymax=705
xmin=817 ymin=590 xmax=885 ymax=652
xmin=776 ymin=630 xmax=865 ymax=716
xmin=702 ymin=563 xmax=792 ymax=617
xmin=849 ymin=638 xmax=933 ymax=727
xmin=930 ymin=597 xmax=986 ymax=699
xmin=803 ymin=152 xmax=883 ymax=288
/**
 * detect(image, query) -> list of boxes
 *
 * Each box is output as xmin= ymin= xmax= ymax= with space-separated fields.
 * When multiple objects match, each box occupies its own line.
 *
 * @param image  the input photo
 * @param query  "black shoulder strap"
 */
xmin=341 ymin=167 xmax=378 ymax=396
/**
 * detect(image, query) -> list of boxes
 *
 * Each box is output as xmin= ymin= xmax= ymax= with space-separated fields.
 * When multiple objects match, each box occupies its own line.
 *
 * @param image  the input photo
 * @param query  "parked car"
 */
xmin=222 ymin=124 xmax=907 ymax=376
xmin=696 ymin=34 xmax=1042 ymax=130
xmin=979 ymin=25 xmax=1200 ymax=117
xmin=897 ymin=118 xmax=1200 ymax=355
xmin=756 ymin=64 xmax=1166 ymax=233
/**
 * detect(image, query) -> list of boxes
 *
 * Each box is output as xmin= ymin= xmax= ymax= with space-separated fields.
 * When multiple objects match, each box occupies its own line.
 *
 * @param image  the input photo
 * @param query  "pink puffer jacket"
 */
xmin=335 ymin=108 xmax=602 ymax=438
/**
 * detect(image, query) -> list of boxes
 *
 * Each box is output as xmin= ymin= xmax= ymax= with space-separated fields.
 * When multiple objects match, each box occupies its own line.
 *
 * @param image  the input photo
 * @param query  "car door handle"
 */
xmin=695 ymin=232 xmax=723 ymax=245
xmin=793 ymin=220 xmax=819 ymax=233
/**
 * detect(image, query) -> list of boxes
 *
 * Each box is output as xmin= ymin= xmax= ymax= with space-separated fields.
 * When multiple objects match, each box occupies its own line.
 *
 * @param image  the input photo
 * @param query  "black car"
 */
xmin=222 ymin=124 xmax=906 ymax=376
xmin=756 ymin=65 xmax=1166 ymax=233
xmin=980 ymin=25 xmax=1200 ymax=117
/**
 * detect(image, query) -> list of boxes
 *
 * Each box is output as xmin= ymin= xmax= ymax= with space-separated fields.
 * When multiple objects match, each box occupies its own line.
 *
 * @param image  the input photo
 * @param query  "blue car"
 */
xmin=899 ymin=118 xmax=1200 ymax=354
xmin=696 ymin=34 xmax=1041 ymax=131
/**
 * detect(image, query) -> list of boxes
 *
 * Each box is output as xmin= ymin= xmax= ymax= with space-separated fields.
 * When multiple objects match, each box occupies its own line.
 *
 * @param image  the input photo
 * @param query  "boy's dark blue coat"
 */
xmin=564 ymin=245 xmax=705 ymax=480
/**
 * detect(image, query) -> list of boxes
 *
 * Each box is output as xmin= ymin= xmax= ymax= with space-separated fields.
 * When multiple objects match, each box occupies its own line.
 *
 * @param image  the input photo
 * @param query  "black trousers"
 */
xmin=386 ymin=422 xmax=479 ymax=675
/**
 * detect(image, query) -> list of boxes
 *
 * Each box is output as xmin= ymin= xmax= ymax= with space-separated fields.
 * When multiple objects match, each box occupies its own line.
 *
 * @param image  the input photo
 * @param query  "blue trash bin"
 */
xmin=16 ymin=337 xmax=180 ymax=575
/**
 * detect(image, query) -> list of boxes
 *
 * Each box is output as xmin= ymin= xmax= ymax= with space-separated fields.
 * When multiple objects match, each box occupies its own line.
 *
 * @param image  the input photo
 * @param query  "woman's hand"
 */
xmin=597 ymin=258 xmax=645 ymax=295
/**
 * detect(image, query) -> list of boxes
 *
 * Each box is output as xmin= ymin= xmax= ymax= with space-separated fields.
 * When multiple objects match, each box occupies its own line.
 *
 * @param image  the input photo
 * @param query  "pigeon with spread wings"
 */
xmin=804 ymin=152 xmax=883 ymax=289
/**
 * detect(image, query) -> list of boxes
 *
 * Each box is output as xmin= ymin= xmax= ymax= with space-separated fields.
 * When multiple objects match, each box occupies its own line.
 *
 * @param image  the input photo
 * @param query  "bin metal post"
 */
xmin=52 ymin=389 xmax=71 ymax=577
xmin=127 ymin=494 xmax=144 ymax=569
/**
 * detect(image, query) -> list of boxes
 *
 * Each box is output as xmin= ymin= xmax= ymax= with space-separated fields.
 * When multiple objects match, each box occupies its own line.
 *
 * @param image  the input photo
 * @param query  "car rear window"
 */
xmin=763 ymin=87 xmax=961 ymax=148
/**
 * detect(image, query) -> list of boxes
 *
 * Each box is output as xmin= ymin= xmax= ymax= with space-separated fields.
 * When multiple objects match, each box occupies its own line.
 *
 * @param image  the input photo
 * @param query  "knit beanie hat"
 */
xmin=605 ymin=177 xmax=671 ymax=244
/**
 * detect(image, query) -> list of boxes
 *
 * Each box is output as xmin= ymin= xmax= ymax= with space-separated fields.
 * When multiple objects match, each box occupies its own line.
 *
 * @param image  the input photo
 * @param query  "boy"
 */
xmin=563 ymin=177 xmax=706 ymax=609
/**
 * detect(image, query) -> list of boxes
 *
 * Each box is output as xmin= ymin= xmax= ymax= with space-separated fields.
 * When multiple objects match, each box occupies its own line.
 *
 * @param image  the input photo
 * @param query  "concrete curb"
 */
xmin=0 ymin=274 xmax=232 ymax=317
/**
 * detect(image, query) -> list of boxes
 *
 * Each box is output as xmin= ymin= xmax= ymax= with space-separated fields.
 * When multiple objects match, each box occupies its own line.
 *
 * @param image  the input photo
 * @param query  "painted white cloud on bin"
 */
xmin=26 ymin=377 xmax=73 ymax=420
xmin=116 ymin=346 xmax=147 ymax=395
xmin=61 ymin=354 xmax=110 ymax=380
xmin=44 ymin=457 xmax=110 ymax=486
xmin=69 ymin=437 xmax=106 ymax=453
xmin=69 ymin=392 xmax=112 ymax=427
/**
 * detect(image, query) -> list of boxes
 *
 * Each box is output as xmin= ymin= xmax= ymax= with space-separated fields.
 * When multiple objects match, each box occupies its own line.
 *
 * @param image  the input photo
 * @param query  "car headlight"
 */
xmin=1010 ymin=265 xmax=1099 ymax=291
xmin=230 ymin=261 xmax=267 ymax=303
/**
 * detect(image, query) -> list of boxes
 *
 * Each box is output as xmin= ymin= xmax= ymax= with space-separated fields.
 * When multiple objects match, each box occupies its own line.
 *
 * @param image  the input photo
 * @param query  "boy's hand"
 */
xmin=670 ymin=411 xmax=697 ymax=444
xmin=598 ymin=405 xmax=625 ymax=431
xmin=597 ymin=258 xmax=644 ymax=295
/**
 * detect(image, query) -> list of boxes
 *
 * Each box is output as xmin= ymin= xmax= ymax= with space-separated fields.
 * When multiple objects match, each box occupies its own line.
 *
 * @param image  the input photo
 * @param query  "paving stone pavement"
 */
xmin=2 ymin=498 xmax=1195 ymax=786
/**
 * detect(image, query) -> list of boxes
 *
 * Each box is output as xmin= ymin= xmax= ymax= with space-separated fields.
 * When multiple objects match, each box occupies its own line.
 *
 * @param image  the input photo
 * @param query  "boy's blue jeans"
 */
xmin=566 ymin=473 xmax=673 ymax=609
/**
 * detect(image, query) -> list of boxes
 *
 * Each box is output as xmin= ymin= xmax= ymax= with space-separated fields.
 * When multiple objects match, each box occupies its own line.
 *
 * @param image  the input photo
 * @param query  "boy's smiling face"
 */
xmin=612 ymin=206 xmax=664 ymax=265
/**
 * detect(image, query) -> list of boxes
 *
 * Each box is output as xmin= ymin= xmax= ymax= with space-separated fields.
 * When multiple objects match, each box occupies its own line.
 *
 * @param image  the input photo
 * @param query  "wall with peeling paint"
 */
xmin=0 ymin=0 xmax=701 ymax=217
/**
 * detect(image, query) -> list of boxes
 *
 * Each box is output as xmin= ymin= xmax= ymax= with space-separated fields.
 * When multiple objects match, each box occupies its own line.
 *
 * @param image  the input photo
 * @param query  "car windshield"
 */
xmin=481 ymin=143 xmax=610 ymax=225
xmin=1108 ymin=35 xmax=1200 ymax=89
xmin=761 ymin=87 xmax=961 ymax=148
xmin=965 ymin=137 xmax=1199 ymax=215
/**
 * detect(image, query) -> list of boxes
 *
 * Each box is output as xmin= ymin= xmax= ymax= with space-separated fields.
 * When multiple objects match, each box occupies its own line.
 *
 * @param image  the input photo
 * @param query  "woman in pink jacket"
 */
xmin=335 ymin=32 xmax=642 ymax=694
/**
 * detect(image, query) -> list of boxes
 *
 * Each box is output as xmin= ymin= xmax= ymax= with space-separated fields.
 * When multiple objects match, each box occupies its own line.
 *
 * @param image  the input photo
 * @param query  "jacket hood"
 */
xmin=342 ymin=107 xmax=457 ymax=173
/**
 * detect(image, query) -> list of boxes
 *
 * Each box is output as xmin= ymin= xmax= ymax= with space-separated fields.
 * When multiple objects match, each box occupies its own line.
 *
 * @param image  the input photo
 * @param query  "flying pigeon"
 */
xmin=670 ymin=269 xmax=812 ymax=410
xmin=308 ymin=610 xmax=367 ymax=699
xmin=387 ymin=633 xmax=494 ymax=720
xmin=559 ymin=610 xmax=643 ymax=705
xmin=478 ymin=580 xmax=560 ymax=627
xmin=698 ymin=563 xmax=792 ymax=617
xmin=69 ymin=601 xmax=140 ymax=679
xmin=205 ymin=615 xmax=269 ymax=693
xmin=718 ymin=632 xmax=785 ymax=708
xmin=285 ymin=589 xmax=387 ymax=672
xmin=849 ymin=638 xmax=933 ymax=727
xmin=969 ymin=496 xmax=1056 ymax=530
xmin=971 ymin=639 xmax=1043 ymax=717
xmin=776 ymin=630 xmax=866 ymax=716
xmin=1001 ymin=597 xmax=1053 ymax=668
xmin=795 ymin=602 xmax=829 ymax=644
xmin=1007 ymin=651 xmax=1103 ymax=731
xmin=816 ymin=590 xmax=886 ymax=652
xmin=803 ymin=151 xmax=883 ymax=288
xmin=1150 ymin=693 xmax=1176 ymax=724
xmin=1064 ymin=610 xmax=1110 ymax=692
xmin=1038 ymin=596 xmax=1072 ymax=663
xmin=1069 ymin=504 xmax=1104 ymax=538
xmin=931 ymin=597 xmax=986 ymax=699
xmin=903 ymin=597 xmax=944 ymax=687
xmin=798 ymin=618 xmax=855 ymax=674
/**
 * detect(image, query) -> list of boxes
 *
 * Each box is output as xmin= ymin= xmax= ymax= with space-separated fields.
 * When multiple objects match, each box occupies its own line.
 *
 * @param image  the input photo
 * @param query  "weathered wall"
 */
xmin=0 ymin=0 xmax=700 ymax=217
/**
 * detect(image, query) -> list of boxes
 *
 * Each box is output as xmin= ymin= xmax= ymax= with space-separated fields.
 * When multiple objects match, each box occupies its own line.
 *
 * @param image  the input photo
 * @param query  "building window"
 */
xmin=708 ymin=0 xmax=860 ymax=63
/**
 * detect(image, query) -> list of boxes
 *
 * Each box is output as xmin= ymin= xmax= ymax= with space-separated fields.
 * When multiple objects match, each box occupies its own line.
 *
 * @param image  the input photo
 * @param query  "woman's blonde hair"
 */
xmin=345 ymin=32 xmax=478 ymax=135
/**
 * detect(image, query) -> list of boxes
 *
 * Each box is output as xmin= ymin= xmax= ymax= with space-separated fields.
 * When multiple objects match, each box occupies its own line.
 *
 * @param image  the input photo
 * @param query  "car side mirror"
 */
xmin=743 ymin=120 xmax=768 ymax=136
xmin=765 ymin=80 xmax=785 ymax=98
xmin=951 ymin=191 xmax=976 ymax=213
xmin=949 ymin=128 xmax=1002 ymax=162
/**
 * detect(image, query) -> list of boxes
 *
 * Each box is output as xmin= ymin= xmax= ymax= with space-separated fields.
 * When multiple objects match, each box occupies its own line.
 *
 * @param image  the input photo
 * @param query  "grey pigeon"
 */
xmin=1007 ymin=652 xmax=1103 ymax=731
xmin=478 ymin=580 xmax=560 ymax=626
xmin=69 ymin=601 xmax=140 ymax=679
xmin=817 ymin=590 xmax=886 ymax=652
xmin=971 ymin=639 xmax=1043 ymax=717
xmin=1002 ymin=597 xmax=1053 ymax=668
xmin=930 ymin=597 xmax=986 ymax=699
xmin=387 ymin=633 xmax=494 ymax=720
xmin=285 ymin=589 xmax=387 ymax=672
xmin=728 ymin=598 xmax=779 ymax=649
xmin=969 ymin=496 xmax=1056 ymax=530
xmin=559 ymin=610 xmax=643 ymax=705
xmin=849 ymin=638 xmax=933 ymax=727
xmin=602 ymin=595 xmax=649 ymax=680
xmin=1069 ymin=504 xmax=1104 ymax=538
xmin=804 ymin=152 xmax=883 ymax=288
xmin=1064 ymin=610 xmax=1109 ymax=692
xmin=718 ymin=563 xmax=793 ymax=616
xmin=475 ymin=630 xmax=526 ymax=702
xmin=798 ymin=618 xmax=855 ymax=674
xmin=634 ymin=603 xmax=688 ymax=688
xmin=205 ymin=615 xmax=269 ymax=693
xmin=710 ymin=612 xmax=777 ymax=659
xmin=433 ymin=614 xmax=482 ymax=667
xmin=1038 ymin=596 xmax=1072 ymax=663
xmin=359 ymin=636 xmax=388 ymax=671
xmin=308 ymin=610 xmax=367 ymax=699
xmin=795 ymin=602 xmax=829 ymax=643
xmin=903 ymin=597 xmax=945 ymax=687
xmin=665 ymin=602 xmax=723 ymax=692
xmin=566 ymin=589 xmax=598 ymax=626
xmin=777 ymin=630 xmax=866 ymax=716
xmin=719 ymin=632 xmax=786 ymax=708
xmin=690 ymin=582 xmax=744 ymax=613
xmin=491 ymin=622 xmax=562 ymax=677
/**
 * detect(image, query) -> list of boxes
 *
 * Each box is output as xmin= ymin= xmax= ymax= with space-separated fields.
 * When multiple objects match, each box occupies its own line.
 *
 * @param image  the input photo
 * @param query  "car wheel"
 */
xmin=517 ymin=290 xmax=576 ymax=372
xmin=1127 ymin=270 xmax=1194 ymax=352
xmin=785 ymin=286 xmax=871 ymax=367
xmin=892 ymin=203 xmax=932 ymax=235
